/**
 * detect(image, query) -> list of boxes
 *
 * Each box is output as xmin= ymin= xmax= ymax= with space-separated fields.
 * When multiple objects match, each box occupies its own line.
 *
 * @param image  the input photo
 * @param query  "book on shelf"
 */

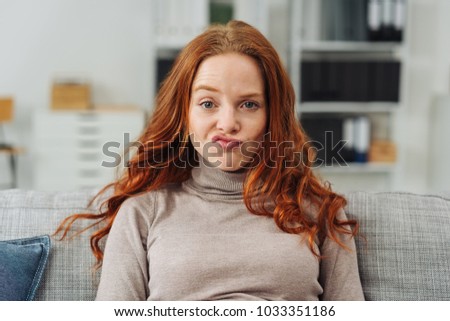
xmin=321 ymin=0 xmax=367 ymax=42
xmin=300 ymin=60 xmax=401 ymax=103
xmin=367 ymin=0 xmax=405 ymax=42
xmin=300 ymin=115 xmax=372 ymax=165
xmin=353 ymin=116 xmax=371 ymax=163
xmin=302 ymin=0 xmax=406 ymax=43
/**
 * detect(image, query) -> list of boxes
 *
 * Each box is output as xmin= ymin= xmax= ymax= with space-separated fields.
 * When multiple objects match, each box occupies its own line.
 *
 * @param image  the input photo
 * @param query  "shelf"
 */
xmin=300 ymin=41 xmax=404 ymax=54
xmin=314 ymin=162 xmax=396 ymax=174
xmin=299 ymin=102 xmax=399 ymax=114
xmin=288 ymin=0 xmax=408 ymax=191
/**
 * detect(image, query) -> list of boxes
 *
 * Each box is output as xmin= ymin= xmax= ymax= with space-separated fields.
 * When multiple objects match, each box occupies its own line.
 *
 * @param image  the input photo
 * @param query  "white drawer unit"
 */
xmin=32 ymin=110 xmax=145 ymax=191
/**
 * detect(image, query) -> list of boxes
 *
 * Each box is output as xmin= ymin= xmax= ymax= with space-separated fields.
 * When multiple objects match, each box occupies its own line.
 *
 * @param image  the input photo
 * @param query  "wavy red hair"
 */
xmin=56 ymin=20 xmax=358 ymax=268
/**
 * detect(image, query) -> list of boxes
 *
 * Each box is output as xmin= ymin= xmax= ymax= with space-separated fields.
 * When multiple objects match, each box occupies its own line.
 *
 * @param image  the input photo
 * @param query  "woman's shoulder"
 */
xmin=117 ymin=183 xmax=180 ymax=220
xmin=113 ymin=190 xmax=156 ymax=228
xmin=120 ymin=190 xmax=157 ymax=210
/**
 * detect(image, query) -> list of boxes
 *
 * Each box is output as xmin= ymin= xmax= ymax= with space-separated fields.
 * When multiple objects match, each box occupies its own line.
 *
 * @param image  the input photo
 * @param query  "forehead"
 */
xmin=192 ymin=53 xmax=264 ymax=92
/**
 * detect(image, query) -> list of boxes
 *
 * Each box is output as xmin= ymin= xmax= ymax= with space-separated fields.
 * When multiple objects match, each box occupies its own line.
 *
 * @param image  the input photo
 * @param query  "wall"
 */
xmin=396 ymin=0 xmax=450 ymax=192
xmin=426 ymin=0 xmax=450 ymax=192
xmin=0 ymin=0 xmax=154 ymax=188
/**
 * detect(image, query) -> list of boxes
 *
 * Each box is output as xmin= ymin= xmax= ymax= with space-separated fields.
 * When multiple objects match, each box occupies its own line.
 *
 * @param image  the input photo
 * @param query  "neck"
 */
xmin=182 ymin=157 xmax=247 ymax=200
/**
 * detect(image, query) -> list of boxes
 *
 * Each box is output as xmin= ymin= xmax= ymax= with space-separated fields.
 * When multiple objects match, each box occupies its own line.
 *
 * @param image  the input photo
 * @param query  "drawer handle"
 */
xmin=78 ymin=140 xmax=100 ymax=148
xmin=78 ymin=153 xmax=99 ymax=161
xmin=78 ymin=126 xmax=99 ymax=135
xmin=77 ymin=113 xmax=99 ymax=122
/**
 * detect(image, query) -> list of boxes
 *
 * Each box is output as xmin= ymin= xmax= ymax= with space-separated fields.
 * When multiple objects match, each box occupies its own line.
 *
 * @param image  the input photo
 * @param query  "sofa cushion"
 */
xmin=0 ymin=189 xmax=103 ymax=300
xmin=0 ymin=235 xmax=51 ymax=300
xmin=345 ymin=191 xmax=450 ymax=300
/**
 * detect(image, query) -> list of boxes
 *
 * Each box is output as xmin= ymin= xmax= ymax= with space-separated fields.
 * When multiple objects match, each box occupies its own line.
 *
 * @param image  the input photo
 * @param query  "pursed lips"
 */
xmin=211 ymin=135 xmax=242 ymax=151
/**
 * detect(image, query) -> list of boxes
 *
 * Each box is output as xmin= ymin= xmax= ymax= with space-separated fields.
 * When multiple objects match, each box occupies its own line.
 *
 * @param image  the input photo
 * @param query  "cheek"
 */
xmin=187 ymin=108 xmax=198 ymax=135
xmin=188 ymin=109 xmax=208 ymax=141
xmin=249 ymin=111 xmax=268 ymax=140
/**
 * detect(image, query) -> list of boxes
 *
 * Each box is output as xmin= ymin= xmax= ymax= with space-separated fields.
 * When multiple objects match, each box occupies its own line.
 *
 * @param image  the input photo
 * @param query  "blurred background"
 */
xmin=0 ymin=0 xmax=449 ymax=194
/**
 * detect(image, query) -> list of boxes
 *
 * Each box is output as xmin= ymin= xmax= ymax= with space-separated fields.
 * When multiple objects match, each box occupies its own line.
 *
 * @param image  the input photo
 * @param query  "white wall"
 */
xmin=395 ymin=0 xmax=450 ymax=193
xmin=426 ymin=0 xmax=450 ymax=192
xmin=0 ymin=0 xmax=154 ymax=188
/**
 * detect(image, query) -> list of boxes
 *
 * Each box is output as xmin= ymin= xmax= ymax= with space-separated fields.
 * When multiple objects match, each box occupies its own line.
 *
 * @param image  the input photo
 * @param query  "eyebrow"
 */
xmin=193 ymin=85 xmax=220 ymax=93
xmin=193 ymin=84 xmax=264 ymax=99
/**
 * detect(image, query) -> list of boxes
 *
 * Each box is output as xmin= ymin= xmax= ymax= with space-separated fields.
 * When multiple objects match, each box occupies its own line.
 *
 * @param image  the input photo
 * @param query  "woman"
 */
xmin=57 ymin=20 xmax=364 ymax=301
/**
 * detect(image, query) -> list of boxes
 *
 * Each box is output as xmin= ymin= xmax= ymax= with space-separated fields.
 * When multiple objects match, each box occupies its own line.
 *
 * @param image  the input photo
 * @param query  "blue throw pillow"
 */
xmin=0 ymin=235 xmax=51 ymax=301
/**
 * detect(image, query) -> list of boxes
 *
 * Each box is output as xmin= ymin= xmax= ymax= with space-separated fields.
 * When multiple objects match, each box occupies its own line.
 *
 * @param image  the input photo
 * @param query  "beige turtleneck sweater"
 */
xmin=96 ymin=159 xmax=364 ymax=301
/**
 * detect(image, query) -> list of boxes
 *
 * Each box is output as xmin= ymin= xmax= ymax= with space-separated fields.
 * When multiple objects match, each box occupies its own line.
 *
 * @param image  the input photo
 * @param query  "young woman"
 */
xmin=57 ymin=20 xmax=364 ymax=301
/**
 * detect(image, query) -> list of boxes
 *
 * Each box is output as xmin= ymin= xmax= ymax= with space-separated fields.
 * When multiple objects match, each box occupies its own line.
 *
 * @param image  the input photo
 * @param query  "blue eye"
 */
xmin=242 ymin=101 xmax=258 ymax=109
xmin=200 ymin=101 xmax=214 ymax=109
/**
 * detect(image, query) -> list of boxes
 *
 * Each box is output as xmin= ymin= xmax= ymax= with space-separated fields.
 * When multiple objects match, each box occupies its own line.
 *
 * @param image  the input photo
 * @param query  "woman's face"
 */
xmin=189 ymin=53 xmax=267 ymax=171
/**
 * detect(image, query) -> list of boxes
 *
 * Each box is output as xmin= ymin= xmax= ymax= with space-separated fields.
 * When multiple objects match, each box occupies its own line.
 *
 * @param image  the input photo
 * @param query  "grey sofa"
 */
xmin=0 ymin=189 xmax=449 ymax=300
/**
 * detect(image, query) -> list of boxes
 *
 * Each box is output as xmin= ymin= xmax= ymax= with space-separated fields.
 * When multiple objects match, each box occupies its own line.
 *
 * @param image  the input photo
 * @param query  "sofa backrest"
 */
xmin=1 ymin=189 xmax=449 ymax=300
xmin=345 ymin=191 xmax=450 ymax=300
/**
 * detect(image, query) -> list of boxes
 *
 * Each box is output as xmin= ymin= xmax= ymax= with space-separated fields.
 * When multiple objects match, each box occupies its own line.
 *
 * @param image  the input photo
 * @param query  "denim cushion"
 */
xmin=0 ymin=235 xmax=51 ymax=301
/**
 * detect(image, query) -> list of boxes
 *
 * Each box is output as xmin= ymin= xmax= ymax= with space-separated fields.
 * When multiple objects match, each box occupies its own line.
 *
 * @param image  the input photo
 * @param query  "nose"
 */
xmin=216 ymin=105 xmax=240 ymax=134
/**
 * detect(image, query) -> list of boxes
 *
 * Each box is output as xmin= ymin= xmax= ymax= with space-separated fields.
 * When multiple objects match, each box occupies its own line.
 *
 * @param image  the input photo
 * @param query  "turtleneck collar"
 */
xmin=182 ymin=157 xmax=246 ymax=201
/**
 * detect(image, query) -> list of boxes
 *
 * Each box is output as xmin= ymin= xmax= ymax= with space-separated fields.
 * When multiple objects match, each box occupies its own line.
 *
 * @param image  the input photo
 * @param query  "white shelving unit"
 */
xmin=288 ymin=0 xmax=408 ymax=192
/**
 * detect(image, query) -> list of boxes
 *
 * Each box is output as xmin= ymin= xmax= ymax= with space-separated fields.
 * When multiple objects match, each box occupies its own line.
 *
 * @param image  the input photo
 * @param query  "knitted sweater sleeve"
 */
xmin=96 ymin=193 xmax=154 ymax=300
xmin=318 ymin=209 xmax=365 ymax=301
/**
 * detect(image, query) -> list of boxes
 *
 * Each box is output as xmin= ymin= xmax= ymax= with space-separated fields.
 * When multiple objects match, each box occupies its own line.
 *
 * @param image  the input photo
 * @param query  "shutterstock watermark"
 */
xmin=101 ymin=132 xmax=351 ymax=170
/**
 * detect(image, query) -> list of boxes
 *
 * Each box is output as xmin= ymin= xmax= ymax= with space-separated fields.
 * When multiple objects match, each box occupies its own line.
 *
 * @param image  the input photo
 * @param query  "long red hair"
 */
xmin=56 ymin=20 xmax=357 ymax=267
